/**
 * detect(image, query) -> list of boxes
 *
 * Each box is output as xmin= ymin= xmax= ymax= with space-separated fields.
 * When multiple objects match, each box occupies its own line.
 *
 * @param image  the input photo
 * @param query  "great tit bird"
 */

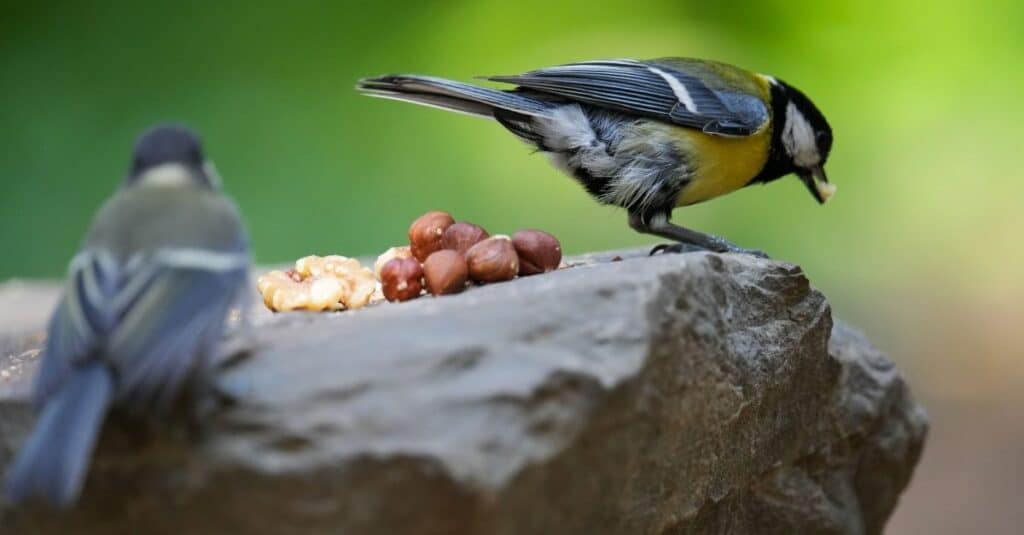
xmin=4 ymin=124 xmax=250 ymax=507
xmin=358 ymin=58 xmax=834 ymax=255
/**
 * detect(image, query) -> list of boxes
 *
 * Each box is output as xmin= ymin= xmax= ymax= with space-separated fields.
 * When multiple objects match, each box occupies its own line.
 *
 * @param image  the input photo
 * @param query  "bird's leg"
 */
xmin=629 ymin=213 xmax=769 ymax=258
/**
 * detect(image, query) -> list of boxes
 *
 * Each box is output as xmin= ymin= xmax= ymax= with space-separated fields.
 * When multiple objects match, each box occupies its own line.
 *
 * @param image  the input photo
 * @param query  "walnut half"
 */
xmin=257 ymin=255 xmax=379 ymax=312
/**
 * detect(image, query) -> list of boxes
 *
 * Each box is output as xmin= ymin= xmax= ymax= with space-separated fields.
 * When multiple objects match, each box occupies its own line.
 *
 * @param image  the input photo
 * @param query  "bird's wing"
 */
xmin=487 ymin=59 xmax=769 ymax=137
xmin=34 ymin=247 xmax=249 ymax=412
xmin=104 ymin=247 xmax=249 ymax=411
xmin=32 ymin=251 xmax=122 ymax=405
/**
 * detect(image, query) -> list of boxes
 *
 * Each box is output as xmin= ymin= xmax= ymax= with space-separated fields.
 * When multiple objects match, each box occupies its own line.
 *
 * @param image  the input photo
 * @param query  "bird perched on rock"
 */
xmin=358 ymin=57 xmax=834 ymax=255
xmin=4 ymin=124 xmax=250 ymax=507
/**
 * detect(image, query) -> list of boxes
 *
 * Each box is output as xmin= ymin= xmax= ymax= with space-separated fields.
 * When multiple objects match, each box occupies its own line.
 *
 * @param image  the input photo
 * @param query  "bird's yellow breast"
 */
xmin=673 ymin=72 xmax=775 ymax=207
xmin=673 ymin=126 xmax=772 ymax=206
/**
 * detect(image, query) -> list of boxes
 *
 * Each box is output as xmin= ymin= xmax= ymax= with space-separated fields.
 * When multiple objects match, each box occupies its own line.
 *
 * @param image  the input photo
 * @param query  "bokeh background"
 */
xmin=1 ymin=1 xmax=1022 ymax=531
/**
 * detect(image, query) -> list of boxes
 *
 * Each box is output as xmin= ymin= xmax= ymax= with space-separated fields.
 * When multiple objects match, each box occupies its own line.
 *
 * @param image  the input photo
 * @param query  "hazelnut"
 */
xmin=423 ymin=250 xmax=469 ymax=296
xmin=374 ymin=246 xmax=413 ymax=280
xmin=512 ymin=229 xmax=562 ymax=275
xmin=442 ymin=222 xmax=489 ymax=255
xmin=465 ymin=236 xmax=519 ymax=283
xmin=408 ymin=211 xmax=455 ymax=261
xmin=380 ymin=257 xmax=424 ymax=302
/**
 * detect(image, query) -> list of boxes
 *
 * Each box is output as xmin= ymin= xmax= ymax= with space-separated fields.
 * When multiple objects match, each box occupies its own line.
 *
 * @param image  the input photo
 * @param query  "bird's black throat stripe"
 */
xmin=747 ymin=81 xmax=794 ymax=186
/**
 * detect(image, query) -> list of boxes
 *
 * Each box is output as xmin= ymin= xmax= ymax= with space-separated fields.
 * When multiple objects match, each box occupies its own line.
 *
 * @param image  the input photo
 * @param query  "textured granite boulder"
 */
xmin=0 ymin=250 xmax=927 ymax=534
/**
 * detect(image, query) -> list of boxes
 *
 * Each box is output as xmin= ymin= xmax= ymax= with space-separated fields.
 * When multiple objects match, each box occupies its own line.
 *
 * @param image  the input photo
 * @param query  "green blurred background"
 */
xmin=1 ymin=1 xmax=1022 ymax=531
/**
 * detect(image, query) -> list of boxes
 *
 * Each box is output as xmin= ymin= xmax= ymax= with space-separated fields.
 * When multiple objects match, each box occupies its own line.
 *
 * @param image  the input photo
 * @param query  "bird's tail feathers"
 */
xmin=357 ymin=75 xmax=554 ymax=119
xmin=4 ymin=363 xmax=114 ymax=508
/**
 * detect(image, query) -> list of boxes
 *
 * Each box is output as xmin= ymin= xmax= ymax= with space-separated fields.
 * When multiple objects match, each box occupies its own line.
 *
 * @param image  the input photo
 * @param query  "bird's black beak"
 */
xmin=799 ymin=166 xmax=836 ymax=204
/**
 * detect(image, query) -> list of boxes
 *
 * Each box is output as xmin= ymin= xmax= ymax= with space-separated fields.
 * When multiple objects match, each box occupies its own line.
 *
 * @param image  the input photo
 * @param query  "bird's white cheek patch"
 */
xmin=783 ymin=103 xmax=819 ymax=167
xmin=137 ymin=164 xmax=194 ymax=187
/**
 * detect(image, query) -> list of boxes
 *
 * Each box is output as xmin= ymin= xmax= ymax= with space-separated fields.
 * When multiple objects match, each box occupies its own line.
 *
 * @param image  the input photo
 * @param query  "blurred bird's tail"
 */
xmin=4 ymin=363 xmax=114 ymax=508
xmin=357 ymin=75 xmax=555 ymax=119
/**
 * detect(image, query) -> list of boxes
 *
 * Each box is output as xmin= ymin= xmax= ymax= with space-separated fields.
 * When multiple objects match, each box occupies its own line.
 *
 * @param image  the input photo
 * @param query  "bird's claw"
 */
xmin=649 ymin=242 xmax=771 ymax=259
xmin=649 ymin=243 xmax=703 ymax=256
xmin=734 ymin=247 xmax=770 ymax=259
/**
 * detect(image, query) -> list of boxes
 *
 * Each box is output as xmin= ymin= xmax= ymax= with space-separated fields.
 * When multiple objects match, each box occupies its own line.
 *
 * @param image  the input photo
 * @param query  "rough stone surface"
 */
xmin=0 ymin=250 xmax=927 ymax=534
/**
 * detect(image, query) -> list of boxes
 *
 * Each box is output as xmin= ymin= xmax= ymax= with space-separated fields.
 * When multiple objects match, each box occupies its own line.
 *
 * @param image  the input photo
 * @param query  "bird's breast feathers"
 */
xmin=673 ymin=123 xmax=772 ymax=206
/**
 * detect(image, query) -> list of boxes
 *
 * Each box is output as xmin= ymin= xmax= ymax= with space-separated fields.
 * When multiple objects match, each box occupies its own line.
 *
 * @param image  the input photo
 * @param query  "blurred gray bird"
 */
xmin=3 ymin=124 xmax=250 ymax=507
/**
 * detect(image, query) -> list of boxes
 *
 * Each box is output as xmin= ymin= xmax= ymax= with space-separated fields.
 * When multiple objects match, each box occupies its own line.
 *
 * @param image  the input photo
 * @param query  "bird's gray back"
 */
xmin=84 ymin=186 xmax=247 ymax=258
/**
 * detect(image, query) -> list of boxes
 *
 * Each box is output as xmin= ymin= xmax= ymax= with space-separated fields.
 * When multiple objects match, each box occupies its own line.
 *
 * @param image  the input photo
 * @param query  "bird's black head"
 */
xmin=126 ymin=124 xmax=219 ymax=188
xmin=755 ymin=78 xmax=835 ymax=204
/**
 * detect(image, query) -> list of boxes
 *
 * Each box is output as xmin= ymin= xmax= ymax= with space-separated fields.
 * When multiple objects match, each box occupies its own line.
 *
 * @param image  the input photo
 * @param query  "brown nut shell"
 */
xmin=408 ymin=211 xmax=455 ymax=262
xmin=465 ymin=236 xmax=518 ymax=283
xmin=374 ymin=246 xmax=414 ymax=280
xmin=512 ymin=229 xmax=562 ymax=275
xmin=441 ymin=222 xmax=489 ymax=255
xmin=422 ymin=250 xmax=469 ymax=296
xmin=380 ymin=257 xmax=424 ymax=302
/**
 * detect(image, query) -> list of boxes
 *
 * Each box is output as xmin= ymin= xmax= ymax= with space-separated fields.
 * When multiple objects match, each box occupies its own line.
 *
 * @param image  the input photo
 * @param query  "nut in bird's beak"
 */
xmin=800 ymin=166 xmax=836 ymax=204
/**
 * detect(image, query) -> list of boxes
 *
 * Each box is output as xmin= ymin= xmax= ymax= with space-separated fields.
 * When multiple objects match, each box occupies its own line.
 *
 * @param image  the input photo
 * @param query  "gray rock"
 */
xmin=0 ymin=250 xmax=927 ymax=534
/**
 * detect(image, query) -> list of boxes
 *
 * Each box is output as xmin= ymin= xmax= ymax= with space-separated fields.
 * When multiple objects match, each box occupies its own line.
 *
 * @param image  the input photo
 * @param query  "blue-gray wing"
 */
xmin=106 ymin=251 xmax=249 ymax=412
xmin=33 ymin=248 xmax=249 ymax=412
xmin=32 ymin=252 xmax=121 ymax=406
xmin=487 ymin=58 xmax=769 ymax=137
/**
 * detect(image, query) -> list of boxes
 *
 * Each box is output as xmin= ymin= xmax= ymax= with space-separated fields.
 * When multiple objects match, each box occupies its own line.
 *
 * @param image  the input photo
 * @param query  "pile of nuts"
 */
xmin=257 ymin=255 xmax=379 ymax=312
xmin=379 ymin=210 xmax=562 ymax=302
xmin=256 ymin=210 xmax=563 ymax=311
